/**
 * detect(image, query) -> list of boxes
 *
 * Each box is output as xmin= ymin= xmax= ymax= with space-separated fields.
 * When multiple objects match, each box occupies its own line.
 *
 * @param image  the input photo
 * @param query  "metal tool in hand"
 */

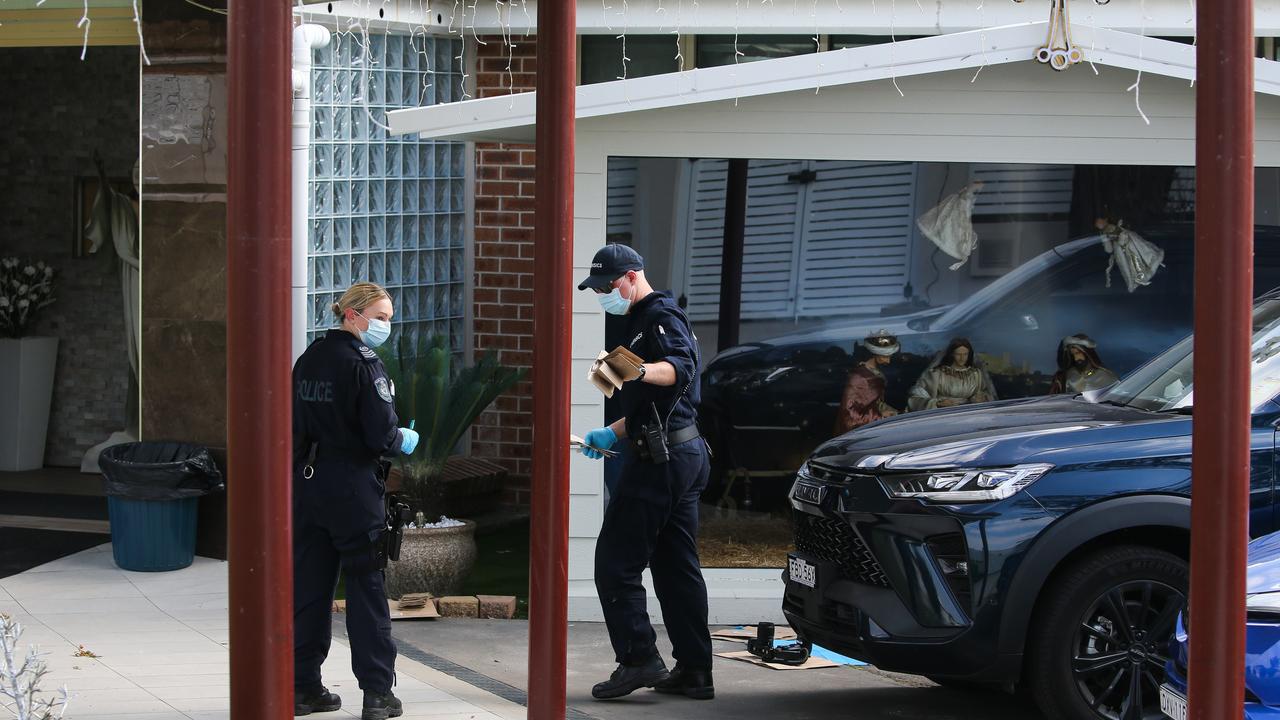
xmin=569 ymin=435 xmax=620 ymax=458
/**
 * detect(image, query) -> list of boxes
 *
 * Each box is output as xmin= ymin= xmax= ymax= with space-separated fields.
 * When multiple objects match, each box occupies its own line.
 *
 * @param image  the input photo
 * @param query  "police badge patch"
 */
xmin=375 ymin=377 xmax=393 ymax=403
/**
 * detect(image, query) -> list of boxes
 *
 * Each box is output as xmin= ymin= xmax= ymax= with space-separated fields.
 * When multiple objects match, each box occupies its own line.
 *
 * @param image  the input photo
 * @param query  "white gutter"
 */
xmin=292 ymin=24 xmax=332 ymax=363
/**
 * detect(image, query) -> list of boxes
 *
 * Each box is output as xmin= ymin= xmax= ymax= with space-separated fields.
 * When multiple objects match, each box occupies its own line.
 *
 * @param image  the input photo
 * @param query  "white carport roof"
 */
xmin=388 ymin=21 xmax=1280 ymax=144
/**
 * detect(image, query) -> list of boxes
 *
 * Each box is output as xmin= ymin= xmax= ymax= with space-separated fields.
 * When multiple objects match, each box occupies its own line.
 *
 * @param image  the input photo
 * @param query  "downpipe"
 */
xmin=292 ymin=24 xmax=331 ymax=363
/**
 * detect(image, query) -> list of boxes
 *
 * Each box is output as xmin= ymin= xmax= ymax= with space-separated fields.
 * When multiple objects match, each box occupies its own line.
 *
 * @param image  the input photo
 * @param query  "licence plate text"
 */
xmin=1159 ymin=684 xmax=1187 ymax=720
xmin=788 ymin=556 xmax=816 ymax=588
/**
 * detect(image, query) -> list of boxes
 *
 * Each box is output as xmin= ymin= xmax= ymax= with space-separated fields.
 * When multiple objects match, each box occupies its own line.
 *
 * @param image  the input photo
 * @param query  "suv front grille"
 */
xmin=793 ymin=513 xmax=890 ymax=588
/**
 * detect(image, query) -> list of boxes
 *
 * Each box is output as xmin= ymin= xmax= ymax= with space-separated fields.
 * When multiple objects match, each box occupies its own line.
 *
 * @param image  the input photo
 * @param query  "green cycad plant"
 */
xmin=378 ymin=334 xmax=525 ymax=521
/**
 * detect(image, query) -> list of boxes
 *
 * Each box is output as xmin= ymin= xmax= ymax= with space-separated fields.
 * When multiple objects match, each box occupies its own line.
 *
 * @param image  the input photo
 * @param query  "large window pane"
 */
xmin=581 ymin=34 xmax=681 ymax=84
xmin=695 ymin=34 xmax=815 ymax=67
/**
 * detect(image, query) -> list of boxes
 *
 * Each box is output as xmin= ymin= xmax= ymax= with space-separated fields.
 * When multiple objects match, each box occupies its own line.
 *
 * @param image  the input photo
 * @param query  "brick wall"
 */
xmin=1 ymin=47 xmax=139 ymax=467
xmin=470 ymin=36 xmax=538 ymax=504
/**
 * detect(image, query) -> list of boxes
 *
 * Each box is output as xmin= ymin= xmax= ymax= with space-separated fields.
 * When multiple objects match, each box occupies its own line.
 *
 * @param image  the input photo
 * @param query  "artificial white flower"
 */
xmin=17 ymin=299 xmax=29 ymax=309
xmin=17 ymin=284 xmax=27 ymax=294
xmin=0 ymin=298 xmax=8 ymax=308
xmin=23 ymin=266 xmax=36 ymax=276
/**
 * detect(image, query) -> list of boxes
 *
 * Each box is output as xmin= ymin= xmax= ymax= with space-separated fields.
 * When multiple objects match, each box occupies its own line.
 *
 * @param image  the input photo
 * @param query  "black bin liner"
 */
xmin=100 ymin=442 xmax=225 ymax=500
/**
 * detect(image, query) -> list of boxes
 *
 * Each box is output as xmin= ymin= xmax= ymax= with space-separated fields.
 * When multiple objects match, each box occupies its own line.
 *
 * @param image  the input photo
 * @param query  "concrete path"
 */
xmin=386 ymin=618 xmax=1047 ymax=720
xmin=0 ymin=544 xmax=525 ymax=720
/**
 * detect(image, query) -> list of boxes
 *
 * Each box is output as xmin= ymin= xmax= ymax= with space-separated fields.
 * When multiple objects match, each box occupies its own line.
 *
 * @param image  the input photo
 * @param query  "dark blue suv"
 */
xmin=783 ymin=291 xmax=1280 ymax=720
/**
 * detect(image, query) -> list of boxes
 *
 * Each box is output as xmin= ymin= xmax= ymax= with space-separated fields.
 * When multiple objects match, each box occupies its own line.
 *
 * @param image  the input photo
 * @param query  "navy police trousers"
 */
xmin=293 ymin=460 xmax=396 ymax=694
xmin=595 ymin=438 xmax=714 ymax=669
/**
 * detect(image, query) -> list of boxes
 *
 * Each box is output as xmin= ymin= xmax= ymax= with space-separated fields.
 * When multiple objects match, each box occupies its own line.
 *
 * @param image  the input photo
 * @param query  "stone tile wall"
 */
xmin=0 ymin=46 xmax=139 ymax=468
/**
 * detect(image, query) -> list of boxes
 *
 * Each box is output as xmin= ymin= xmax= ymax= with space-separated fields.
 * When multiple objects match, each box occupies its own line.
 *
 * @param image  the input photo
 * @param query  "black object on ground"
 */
xmin=0 ymin=528 xmax=109 ymax=579
xmin=99 ymin=442 xmax=224 ymax=499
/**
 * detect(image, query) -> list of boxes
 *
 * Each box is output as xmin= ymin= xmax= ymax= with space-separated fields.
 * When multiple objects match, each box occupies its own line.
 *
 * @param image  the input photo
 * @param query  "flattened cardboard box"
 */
xmin=588 ymin=346 xmax=644 ymax=398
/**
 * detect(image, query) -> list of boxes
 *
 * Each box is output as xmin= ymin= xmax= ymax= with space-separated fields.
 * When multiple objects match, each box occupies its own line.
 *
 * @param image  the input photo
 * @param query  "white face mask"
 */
xmin=356 ymin=311 xmax=391 ymax=347
xmin=597 ymin=282 xmax=632 ymax=315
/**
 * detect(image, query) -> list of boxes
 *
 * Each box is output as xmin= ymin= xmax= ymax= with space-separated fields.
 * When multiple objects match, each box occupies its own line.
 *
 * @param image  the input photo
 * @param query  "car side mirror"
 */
xmin=1021 ymin=314 xmax=1040 ymax=331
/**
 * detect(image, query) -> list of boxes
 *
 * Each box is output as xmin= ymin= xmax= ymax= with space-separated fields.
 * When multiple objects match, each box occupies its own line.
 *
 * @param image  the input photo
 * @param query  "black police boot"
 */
xmin=653 ymin=663 xmax=715 ymax=700
xmin=294 ymin=686 xmax=342 ymax=716
xmin=361 ymin=690 xmax=403 ymax=720
xmin=591 ymin=654 xmax=670 ymax=700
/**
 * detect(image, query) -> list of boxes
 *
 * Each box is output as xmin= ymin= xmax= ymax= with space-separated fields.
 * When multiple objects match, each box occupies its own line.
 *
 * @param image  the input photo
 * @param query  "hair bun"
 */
xmin=331 ymin=302 xmax=342 ymax=318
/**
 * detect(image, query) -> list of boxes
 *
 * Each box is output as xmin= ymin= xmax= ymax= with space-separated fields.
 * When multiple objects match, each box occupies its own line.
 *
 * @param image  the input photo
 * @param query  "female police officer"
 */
xmin=292 ymin=282 xmax=417 ymax=720
xmin=576 ymin=245 xmax=715 ymax=702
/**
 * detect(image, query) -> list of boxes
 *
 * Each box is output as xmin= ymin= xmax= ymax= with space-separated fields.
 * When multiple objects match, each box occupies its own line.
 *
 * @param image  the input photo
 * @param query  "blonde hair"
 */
xmin=332 ymin=282 xmax=390 ymax=323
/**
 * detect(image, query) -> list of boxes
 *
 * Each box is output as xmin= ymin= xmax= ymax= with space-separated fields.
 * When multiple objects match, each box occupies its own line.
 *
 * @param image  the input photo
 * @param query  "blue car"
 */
xmin=783 ymin=290 xmax=1280 ymax=720
xmin=1163 ymin=531 xmax=1280 ymax=719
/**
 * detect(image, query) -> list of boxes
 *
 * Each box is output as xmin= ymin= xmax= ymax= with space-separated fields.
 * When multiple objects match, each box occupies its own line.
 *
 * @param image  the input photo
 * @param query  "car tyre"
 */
xmin=1027 ymin=544 xmax=1187 ymax=720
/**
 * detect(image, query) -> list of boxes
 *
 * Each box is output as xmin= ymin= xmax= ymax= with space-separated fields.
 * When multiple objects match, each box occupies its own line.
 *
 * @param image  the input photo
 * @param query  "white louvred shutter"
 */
xmin=606 ymin=156 xmax=639 ymax=237
xmin=969 ymin=163 xmax=1074 ymax=215
xmin=795 ymin=160 xmax=917 ymax=317
xmin=682 ymin=159 xmax=806 ymax=321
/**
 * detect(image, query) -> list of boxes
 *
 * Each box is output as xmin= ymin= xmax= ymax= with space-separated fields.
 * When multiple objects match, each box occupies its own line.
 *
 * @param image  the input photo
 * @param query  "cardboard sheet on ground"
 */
xmin=333 ymin=599 xmax=441 ymax=620
xmin=716 ymin=650 xmax=841 ymax=671
xmin=711 ymin=625 xmax=798 ymax=643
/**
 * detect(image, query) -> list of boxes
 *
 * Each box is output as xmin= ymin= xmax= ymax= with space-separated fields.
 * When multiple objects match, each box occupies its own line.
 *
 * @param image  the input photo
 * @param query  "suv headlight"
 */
xmin=879 ymin=463 xmax=1053 ymax=503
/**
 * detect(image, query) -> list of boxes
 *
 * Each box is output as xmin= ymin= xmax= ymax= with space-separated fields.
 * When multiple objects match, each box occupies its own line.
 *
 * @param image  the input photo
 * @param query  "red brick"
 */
xmin=480 ymin=149 xmax=520 ymax=165
xmin=478 ymin=164 xmax=501 ymax=180
xmin=499 ymin=258 xmax=534 ymax=274
xmin=500 ymin=288 xmax=533 ymax=305
xmin=479 ymin=211 xmax=521 ymax=227
xmin=473 ymin=288 xmax=499 ymax=304
xmin=501 ymin=227 xmax=534 ymax=242
xmin=480 ymin=272 xmax=523 ymax=289
xmin=501 ymin=165 xmax=536 ymax=181
xmin=475 ymin=196 xmax=500 ymax=212
xmin=500 ymin=319 xmax=533 ymax=335
xmin=484 ymin=241 xmax=522 ymax=258
xmin=478 ymin=302 xmax=519 ymax=319
xmin=474 ymin=227 xmax=501 ymax=242
xmin=478 ymin=181 xmax=520 ymax=197
xmin=501 ymin=196 xmax=536 ymax=212
xmin=474 ymin=318 xmax=500 ymax=334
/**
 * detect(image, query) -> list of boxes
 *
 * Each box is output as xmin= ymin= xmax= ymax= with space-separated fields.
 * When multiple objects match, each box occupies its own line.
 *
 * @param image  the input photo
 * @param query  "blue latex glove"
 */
xmin=399 ymin=427 xmax=420 ymax=455
xmin=582 ymin=427 xmax=618 ymax=460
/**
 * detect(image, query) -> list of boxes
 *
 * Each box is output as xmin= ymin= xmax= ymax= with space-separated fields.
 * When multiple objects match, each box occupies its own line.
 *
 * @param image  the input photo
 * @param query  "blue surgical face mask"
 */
xmin=597 ymin=285 xmax=631 ymax=315
xmin=357 ymin=311 xmax=391 ymax=348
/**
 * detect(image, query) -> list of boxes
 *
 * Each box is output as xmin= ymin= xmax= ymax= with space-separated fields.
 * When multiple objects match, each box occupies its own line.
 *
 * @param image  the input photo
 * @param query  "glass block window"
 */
xmin=308 ymin=32 xmax=468 ymax=357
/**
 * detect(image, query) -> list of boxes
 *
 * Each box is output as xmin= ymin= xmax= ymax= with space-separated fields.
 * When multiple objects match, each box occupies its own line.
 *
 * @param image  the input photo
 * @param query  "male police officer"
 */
xmin=577 ymin=244 xmax=715 ymax=701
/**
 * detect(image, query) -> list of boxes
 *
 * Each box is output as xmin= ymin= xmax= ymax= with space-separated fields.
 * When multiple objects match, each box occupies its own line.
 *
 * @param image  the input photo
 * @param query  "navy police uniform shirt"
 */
xmin=618 ymin=291 xmax=701 ymax=441
xmin=292 ymin=329 xmax=402 ymax=465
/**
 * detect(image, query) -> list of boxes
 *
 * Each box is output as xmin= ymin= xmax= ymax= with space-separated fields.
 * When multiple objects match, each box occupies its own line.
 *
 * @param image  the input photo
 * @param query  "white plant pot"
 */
xmin=0 ymin=337 xmax=59 ymax=472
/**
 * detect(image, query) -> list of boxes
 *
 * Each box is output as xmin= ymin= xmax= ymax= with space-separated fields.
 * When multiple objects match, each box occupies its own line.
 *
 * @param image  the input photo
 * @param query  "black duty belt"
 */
xmin=667 ymin=424 xmax=701 ymax=446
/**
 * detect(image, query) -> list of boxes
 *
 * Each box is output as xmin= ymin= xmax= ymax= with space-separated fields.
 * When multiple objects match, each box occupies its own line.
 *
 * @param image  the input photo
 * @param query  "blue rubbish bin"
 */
xmin=99 ymin=442 xmax=224 ymax=572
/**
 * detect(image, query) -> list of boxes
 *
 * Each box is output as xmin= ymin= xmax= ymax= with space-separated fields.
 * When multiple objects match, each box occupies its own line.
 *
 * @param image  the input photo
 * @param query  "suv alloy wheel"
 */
xmin=1027 ymin=545 xmax=1188 ymax=720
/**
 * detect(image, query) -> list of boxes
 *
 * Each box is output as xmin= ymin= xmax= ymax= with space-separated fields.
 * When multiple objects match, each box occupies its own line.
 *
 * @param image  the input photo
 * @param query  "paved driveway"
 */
xmin=382 ymin=618 xmax=1046 ymax=720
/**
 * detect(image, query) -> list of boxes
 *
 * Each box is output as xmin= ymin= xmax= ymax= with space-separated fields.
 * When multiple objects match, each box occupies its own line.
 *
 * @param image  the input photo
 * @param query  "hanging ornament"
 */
xmin=1012 ymin=0 xmax=1109 ymax=71
xmin=916 ymin=180 xmax=985 ymax=271
xmin=1098 ymin=220 xmax=1165 ymax=293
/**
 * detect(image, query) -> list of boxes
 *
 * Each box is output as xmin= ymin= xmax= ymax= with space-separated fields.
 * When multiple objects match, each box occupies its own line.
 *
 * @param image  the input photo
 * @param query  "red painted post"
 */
xmin=528 ymin=0 xmax=575 ymax=717
xmin=226 ymin=2 xmax=294 ymax=718
xmin=1188 ymin=2 xmax=1254 ymax=719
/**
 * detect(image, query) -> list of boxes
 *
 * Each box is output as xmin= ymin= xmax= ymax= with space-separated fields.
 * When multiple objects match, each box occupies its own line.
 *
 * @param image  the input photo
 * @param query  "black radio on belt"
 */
xmin=636 ymin=403 xmax=671 ymax=465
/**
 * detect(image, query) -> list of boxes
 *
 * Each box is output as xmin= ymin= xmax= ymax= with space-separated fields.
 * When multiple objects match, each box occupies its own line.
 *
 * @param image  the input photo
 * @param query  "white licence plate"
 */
xmin=789 ymin=556 xmax=817 ymax=588
xmin=1159 ymin=684 xmax=1187 ymax=720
